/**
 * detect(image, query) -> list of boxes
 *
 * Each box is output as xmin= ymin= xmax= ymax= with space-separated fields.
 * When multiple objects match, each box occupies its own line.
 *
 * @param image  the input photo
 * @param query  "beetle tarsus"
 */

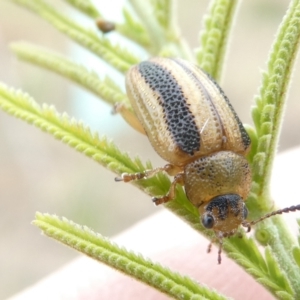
xmin=207 ymin=242 xmax=212 ymax=253
xmin=218 ymin=238 xmax=223 ymax=264
xmin=114 ymin=176 xmax=123 ymax=182
xmin=115 ymin=172 xmax=147 ymax=183
xmin=152 ymin=196 xmax=169 ymax=206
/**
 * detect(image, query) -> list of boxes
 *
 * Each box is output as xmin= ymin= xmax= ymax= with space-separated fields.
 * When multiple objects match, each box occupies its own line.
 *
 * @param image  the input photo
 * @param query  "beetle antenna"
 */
xmin=242 ymin=204 xmax=300 ymax=231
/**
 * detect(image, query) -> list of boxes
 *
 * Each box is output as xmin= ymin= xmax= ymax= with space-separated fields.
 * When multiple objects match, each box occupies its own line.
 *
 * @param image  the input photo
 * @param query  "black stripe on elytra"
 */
xmin=172 ymin=59 xmax=251 ymax=150
xmin=138 ymin=61 xmax=200 ymax=155
xmin=205 ymin=72 xmax=251 ymax=150
xmin=171 ymin=58 xmax=225 ymax=145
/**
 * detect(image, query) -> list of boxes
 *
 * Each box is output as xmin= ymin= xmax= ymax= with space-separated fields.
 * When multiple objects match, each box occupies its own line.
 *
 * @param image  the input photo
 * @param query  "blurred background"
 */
xmin=0 ymin=0 xmax=299 ymax=298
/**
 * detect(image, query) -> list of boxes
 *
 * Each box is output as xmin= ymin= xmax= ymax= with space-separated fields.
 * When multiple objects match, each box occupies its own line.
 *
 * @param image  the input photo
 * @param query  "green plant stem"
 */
xmin=252 ymin=0 xmax=300 ymax=202
xmin=248 ymin=0 xmax=300 ymax=294
xmin=128 ymin=0 xmax=192 ymax=59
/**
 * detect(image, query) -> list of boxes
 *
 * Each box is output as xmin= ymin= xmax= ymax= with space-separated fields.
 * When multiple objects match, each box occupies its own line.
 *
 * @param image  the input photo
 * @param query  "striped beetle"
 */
xmin=116 ymin=57 xmax=300 ymax=263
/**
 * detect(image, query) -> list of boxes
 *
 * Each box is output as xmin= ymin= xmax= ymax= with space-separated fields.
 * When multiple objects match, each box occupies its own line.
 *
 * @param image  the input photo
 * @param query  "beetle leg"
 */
xmin=115 ymin=164 xmax=182 ymax=182
xmin=116 ymin=164 xmax=184 ymax=204
xmin=152 ymin=173 xmax=184 ymax=205
xmin=207 ymin=241 xmax=213 ymax=253
xmin=113 ymin=103 xmax=146 ymax=135
xmin=207 ymin=235 xmax=223 ymax=264
xmin=115 ymin=167 xmax=165 ymax=182
xmin=207 ymin=236 xmax=217 ymax=254
xmin=217 ymin=238 xmax=223 ymax=264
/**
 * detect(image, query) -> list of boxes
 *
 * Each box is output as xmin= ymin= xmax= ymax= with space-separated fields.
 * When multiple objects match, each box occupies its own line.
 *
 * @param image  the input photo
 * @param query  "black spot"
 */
xmin=139 ymin=61 xmax=200 ymax=155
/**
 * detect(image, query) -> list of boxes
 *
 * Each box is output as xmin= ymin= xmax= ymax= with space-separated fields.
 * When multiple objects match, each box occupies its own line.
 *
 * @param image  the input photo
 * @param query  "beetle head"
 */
xmin=199 ymin=194 xmax=248 ymax=234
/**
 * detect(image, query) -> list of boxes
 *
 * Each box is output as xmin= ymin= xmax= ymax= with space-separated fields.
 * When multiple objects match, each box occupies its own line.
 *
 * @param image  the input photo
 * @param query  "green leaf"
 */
xmin=253 ymin=218 xmax=300 ymax=297
xmin=0 ymin=83 xmax=133 ymax=176
xmin=117 ymin=8 xmax=151 ymax=50
xmin=152 ymin=0 xmax=174 ymax=32
xmin=128 ymin=0 xmax=166 ymax=53
xmin=264 ymin=247 xmax=293 ymax=295
xmin=247 ymin=1 xmax=300 ymax=294
xmin=62 ymin=0 xmax=101 ymax=18
xmin=0 ymin=82 xmax=179 ymax=199
xmin=243 ymin=124 xmax=258 ymax=164
xmin=128 ymin=0 xmax=192 ymax=59
xmin=11 ymin=0 xmax=140 ymax=72
xmin=224 ymin=236 xmax=294 ymax=298
xmin=196 ymin=0 xmax=239 ymax=80
xmin=11 ymin=42 xmax=128 ymax=106
xmin=292 ymin=247 xmax=300 ymax=268
xmin=33 ymin=212 xmax=229 ymax=300
xmin=275 ymin=291 xmax=294 ymax=300
xmin=251 ymin=0 xmax=300 ymax=201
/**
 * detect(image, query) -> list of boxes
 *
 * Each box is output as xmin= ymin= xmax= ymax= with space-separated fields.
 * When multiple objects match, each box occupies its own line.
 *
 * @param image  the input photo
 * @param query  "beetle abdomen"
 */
xmin=125 ymin=57 xmax=251 ymax=166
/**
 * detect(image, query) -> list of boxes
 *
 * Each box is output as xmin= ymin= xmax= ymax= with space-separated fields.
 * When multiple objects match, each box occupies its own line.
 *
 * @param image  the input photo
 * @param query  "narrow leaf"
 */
xmin=128 ymin=0 xmax=191 ymax=59
xmin=11 ymin=0 xmax=140 ymax=72
xmin=128 ymin=0 xmax=166 ymax=52
xmin=265 ymin=247 xmax=293 ymax=295
xmin=251 ymin=0 xmax=300 ymax=200
xmin=0 ymin=83 xmax=135 ymax=175
xmin=11 ymin=42 xmax=128 ymax=106
xmin=152 ymin=0 xmax=174 ymax=32
xmin=224 ymin=235 xmax=294 ymax=298
xmin=246 ymin=1 xmax=300 ymax=293
xmin=196 ymin=0 xmax=239 ymax=80
xmin=63 ymin=0 xmax=101 ymax=18
xmin=33 ymin=212 xmax=229 ymax=300
xmin=117 ymin=8 xmax=152 ymax=50
xmin=292 ymin=247 xmax=300 ymax=268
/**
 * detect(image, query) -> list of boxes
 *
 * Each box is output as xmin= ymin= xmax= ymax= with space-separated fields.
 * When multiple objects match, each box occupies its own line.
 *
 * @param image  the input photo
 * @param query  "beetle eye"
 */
xmin=201 ymin=213 xmax=215 ymax=229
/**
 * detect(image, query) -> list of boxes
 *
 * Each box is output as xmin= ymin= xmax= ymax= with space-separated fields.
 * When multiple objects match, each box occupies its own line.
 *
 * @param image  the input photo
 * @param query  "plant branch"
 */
xmin=11 ymin=42 xmax=128 ymax=106
xmin=33 ymin=212 xmax=229 ymax=300
xmin=196 ymin=0 xmax=239 ymax=80
xmin=62 ymin=0 xmax=101 ymax=18
xmin=128 ymin=0 xmax=192 ymax=59
xmin=0 ymin=82 xmax=293 ymax=297
xmin=251 ymin=0 xmax=300 ymax=203
xmin=11 ymin=0 xmax=140 ymax=72
xmin=247 ymin=0 xmax=300 ymax=294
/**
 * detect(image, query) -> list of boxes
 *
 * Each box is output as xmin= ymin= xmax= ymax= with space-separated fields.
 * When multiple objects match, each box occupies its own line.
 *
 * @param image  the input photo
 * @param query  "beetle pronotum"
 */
xmin=115 ymin=57 xmax=300 ymax=263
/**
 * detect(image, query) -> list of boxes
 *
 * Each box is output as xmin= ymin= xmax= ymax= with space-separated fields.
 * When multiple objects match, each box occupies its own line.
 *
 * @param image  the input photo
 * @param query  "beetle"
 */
xmin=115 ymin=57 xmax=300 ymax=263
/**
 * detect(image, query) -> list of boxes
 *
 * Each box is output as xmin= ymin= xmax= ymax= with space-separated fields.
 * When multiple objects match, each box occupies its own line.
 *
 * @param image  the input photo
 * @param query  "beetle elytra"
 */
xmin=115 ymin=57 xmax=300 ymax=263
